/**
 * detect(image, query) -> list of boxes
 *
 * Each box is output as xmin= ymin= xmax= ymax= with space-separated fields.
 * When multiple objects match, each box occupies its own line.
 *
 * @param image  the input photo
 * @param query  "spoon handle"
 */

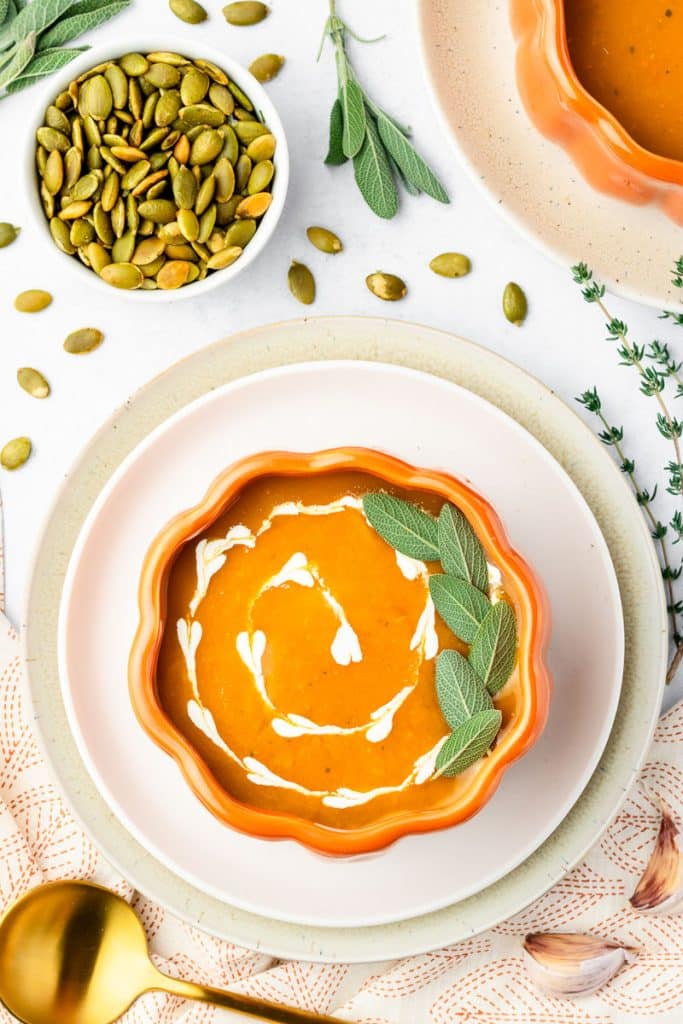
xmin=155 ymin=971 xmax=351 ymax=1023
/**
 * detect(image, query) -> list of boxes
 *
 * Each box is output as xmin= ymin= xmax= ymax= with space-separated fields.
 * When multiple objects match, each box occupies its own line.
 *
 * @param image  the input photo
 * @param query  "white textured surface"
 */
xmin=0 ymin=0 xmax=680 ymax=707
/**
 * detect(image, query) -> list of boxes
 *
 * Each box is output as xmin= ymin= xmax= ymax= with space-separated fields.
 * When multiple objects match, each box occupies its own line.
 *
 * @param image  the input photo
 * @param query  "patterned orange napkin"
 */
xmin=0 ymin=497 xmax=681 ymax=1023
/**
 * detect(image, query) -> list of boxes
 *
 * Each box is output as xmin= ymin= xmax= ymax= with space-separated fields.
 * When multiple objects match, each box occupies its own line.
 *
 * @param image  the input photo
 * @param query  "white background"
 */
xmin=0 ymin=0 xmax=680 ymax=705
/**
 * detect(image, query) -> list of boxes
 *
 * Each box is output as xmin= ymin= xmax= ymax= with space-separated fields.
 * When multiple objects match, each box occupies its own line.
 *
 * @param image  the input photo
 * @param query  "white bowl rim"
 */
xmin=24 ymin=35 xmax=290 ymax=303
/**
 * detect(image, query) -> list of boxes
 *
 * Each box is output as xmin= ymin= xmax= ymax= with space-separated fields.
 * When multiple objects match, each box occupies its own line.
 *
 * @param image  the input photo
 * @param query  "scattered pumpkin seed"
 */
xmin=14 ymin=289 xmax=53 ymax=313
xmin=288 ymin=260 xmax=315 ymax=305
xmin=1 ymin=437 xmax=31 ymax=471
xmin=17 ymin=367 xmax=50 ymax=399
xmin=64 ymin=327 xmax=104 ymax=354
xmin=366 ymin=272 xmax=407 ymax=301
xmin=306 ymin=226 xmax=342 ymax=254
xmin=169 ymin=0 xmax=208 ymax=23
xmin=503 ymin=281 xmax=528 ymax=326
xmin=249 ymin=54 xmax=285 ymax=83
xmin=0 ymin=223 xmax=20 ymax=248
xmin=429 ymin=252 xmax=471 ymax=278
xmin=223 ymin=1 xmax=269 ymax=25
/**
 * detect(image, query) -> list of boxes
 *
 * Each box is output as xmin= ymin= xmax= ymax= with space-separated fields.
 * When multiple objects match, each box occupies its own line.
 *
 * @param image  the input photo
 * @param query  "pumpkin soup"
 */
xmin=155 ymin=469 xmax=519 ymax=831
xmin=565 ymin=2 xmax=683 ymax=162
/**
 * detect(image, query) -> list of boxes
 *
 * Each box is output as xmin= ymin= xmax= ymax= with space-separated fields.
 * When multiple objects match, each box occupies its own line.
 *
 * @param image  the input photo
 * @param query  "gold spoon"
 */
xmin=0 ymin=881 xmax=350 ymax=1024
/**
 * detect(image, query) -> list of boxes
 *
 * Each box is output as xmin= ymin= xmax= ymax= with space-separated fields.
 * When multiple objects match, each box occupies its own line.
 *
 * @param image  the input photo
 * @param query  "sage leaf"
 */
xmin=376 ymin=111 xmax=449 ymax=203
xmin=362 ymin=492 xmax=439 ymax=561
xmin=353 ymin=115 xmax=398 ymax=219
xmin=0 ymin=0 xmax=78 ymax=50
xmin=429 ymin=574 xmax=490 ymax=643
xmin=0 ymin=30 xmax=34 ymax=88
xmin=390 ymin=155 xmax=420 ymax=196
xmin=435 ymin=709 xmax=502 ymax=777
xmin=324 ymin=97 xmax=347 ymax=166
xmin=5 ymin=44 xmax=83 ymax=91
xmin=340 ymin=78 xmax=365 ymax=158
xmin=38 ymin=0 xmax=130 ymax=49
xmin=0 ymin=1 xmax=10 ymax=26
xmin=470 ymin=601 xmax=517 ymax=695
xmin=436 ymin=649 xmax=492 ymax=730
xmin=438 ymin=503 xmax=488 ymax=592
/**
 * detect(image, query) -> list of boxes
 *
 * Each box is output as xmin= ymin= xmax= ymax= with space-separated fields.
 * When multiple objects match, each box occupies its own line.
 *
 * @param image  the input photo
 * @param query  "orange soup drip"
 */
xmin=565 ymin=2 xmax=683 ymax=162
xmin=156 ymin=470 xmax=521 ymax=830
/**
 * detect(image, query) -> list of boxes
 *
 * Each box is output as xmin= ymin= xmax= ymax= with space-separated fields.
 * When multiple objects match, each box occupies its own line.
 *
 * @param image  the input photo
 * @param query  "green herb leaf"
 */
xmin=0 ymin=0 xmax=78 ymax=50
xmin=38 ymin=0 xmax=129 ymax=49
xmin=362 ymin=492 xmax=439 ymax=561
xmin=436 ymin=649 xmax=492 ymax=729
xmin=435 ymin=709 xmax=502 ymax=777
xmin=429 ymin=574 xmax=491 ymax=643
xmin=470 ymin=601 xmax=518 ymax=696
xmin=5 ymin=43 xmax=83 ymax=91
xmin=438 ymin=503 xmax=488 ymax=592
xmin=376 ymin=111 xmax=449 ymax=203
xmin=352 ymin=115 xmax=398 ymax=219
xmin=340 ymin=77 xmax=365 ymax=158
xmin=0 ymin=1 xmax=10 ymax=27
xmin=324 ymin=97 xmax=347 ymax=166
xmin=390 ymin=155 xmax=420 ymax=196
xmin=0 ymin=30 xmax=34 ymax=88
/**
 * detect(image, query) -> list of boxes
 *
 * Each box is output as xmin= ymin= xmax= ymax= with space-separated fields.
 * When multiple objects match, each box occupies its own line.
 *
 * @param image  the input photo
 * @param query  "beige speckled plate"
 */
xmin=23 ymin=317 xmax=666 ymax=962
xmin=416 ymin=0 xmax=683 ymax=311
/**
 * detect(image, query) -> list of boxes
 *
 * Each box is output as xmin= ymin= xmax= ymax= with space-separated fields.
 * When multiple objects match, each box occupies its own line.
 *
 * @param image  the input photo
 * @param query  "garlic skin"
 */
xmin=630 ymin=804 xmax=683 ymax=914
xmin=523 ymin=933 xmax=638 ymax=998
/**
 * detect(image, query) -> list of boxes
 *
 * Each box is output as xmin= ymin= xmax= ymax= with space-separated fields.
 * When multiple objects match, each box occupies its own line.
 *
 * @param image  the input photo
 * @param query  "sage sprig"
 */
xmin=0 ymin=0 xmax=132 ymax=97
xmin=362 ymin=492 xmax=518 ymax=778
xmin=572 ymin=262 xmax=683 ymax=683
xmin=319 ymin=0 xmax=449 ymax=218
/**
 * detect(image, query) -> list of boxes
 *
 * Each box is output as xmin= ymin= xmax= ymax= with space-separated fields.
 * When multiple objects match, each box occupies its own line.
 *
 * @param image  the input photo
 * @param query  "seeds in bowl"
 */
xmin=34 ymin=52 xmax=277 ymax=292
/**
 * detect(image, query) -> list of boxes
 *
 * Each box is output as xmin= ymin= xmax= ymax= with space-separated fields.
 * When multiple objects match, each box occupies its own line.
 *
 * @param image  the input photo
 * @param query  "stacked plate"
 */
xmin=25 ymin=318 xmax=666 ymax=962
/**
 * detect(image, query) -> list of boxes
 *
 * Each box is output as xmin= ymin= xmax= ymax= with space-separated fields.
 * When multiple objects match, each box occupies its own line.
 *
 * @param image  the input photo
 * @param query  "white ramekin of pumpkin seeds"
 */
xmin=26 ymin=39 xmax=289 ymax=300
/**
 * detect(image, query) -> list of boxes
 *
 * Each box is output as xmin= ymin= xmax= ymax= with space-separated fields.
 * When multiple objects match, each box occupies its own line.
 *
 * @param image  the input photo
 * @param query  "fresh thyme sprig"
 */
xmin=318 ymin=0 xmax=449 ymax=218
xmin=572 ymin=263 xmax=683 ymax=682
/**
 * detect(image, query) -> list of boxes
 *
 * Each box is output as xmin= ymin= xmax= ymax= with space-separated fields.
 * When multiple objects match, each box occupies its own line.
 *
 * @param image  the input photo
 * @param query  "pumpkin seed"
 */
xmin=246 ymin=133 xmax=276 ymax=161
xmin=120 ymin=53 xmax=150 ymax=76
xmin=225 ymin=218 xmax=256 ymax=247
xmin=172 ymin=165 xmax=198 ymax=209
xmin=234 ymin=152 xmax=252 ymax=191
xmin=147 ymin=52 xmax=189 ymax=66
xmin=190 ymin=128 xmax=224 ymax=165
xmin=40 ymin=182 xmax=55 ymax=219
xmin=249 ymin=53 xmax=285 ymax=83
xmin=366 ymin=272 xmax=407 ymax=301
xmin=209 ymin=83 xmax=234 ymax=115
xmin=170 ymin=0 xmax=208 ymax=22
xmin=110 ymin=197 xmax=126 ymax=236
xmin=93 ymin=203 xmax=114 ymax=245
xmin=70 ymin=219 xmax=94 ymax=247
xmin=49 ymin=217 xmax=74 ymax=254
xmin=247 ymin=159 xmax=274 ymax=194
xmin=64 ymin=327 xmax=104 ymax=354
xmin=178 ymin=208 xmax=200 ymax=241
xmin=288 ymin=261 xmax=315 ymax=305
xmin=0 ymin=223 xmax=20 ymax=248
xmin=195 ymin=174 xmax=216 ymax=214
xmin=1 ymin=437 xmax=31 ymax=471
xmin=198 ymin=204 xmax=217 ymax=242
xmin=105 ymin=64 xmax=128 ymax=108
xmin=100 ymin=262 xmax=144 ymax=289
xmin=43 ymin=150 xmax=64 ymax=194
xmin=235 ymin=191 xmax=272 ymax=218
xmin=79 ymin=75 xmax=113 ymax=120
xmin=46 ymin=105 xmax=71 ymax=133
xmin=70 ymin=172 xmax=99 ymax=201
xmin=141 ymin=255 xmax=166 ymax=277
xmin=37 ymin=126 xmax=70 ymax=153
xmin=429 ymin=252 xmax=471 ymax=278
xmin=157 ymin=259 xmax=192 ymax=289
xmin=214 ymin=157 xmax=235 ymax=203
xmin=227 ymin=80 xmax=253 ymax=110
xmin=234 ymin=120 xmax=269 ymax=143
xmin=223 ymin=1 xmax=269 ymax=25
xmin=132 ymin=237 xmax=165 ymax=264
xmin=112 ymin=229 xmax=137 ymax=263
xmin=194 ymin=58 xmax=229 ymax=84
xmin=306 ymin=225 xmax=342 ymax=254
xmin=64 ymin=147 xmax=82 ymax=188
xmin=85 ymin=242 xmax=111 ymax=274
xmin=206 ymin=245 xmax=243 ymax=269
xmin=17 ymin=367 xmax=50 ymax=398
xmin=14 ymin=289 xmax=52 ymax=313
xmin=137 ymin=198 xmax=178 ymax=223
xmin=503 ymin=281 xmax=528 ymax=326
xmin=220 ymin=123 xmax=240 ymax=164
xmin=165 ymin=242 xmax=197 ymax=260
xmin=180 ymin=68 xmax=210 ymax=107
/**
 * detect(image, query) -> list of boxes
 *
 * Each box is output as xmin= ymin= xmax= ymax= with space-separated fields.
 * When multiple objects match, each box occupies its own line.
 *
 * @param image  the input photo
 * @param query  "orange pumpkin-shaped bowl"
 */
xmin=511 ymin=0 xmax=683 ymax=225
xmin=129 ymin=447 xmax=551 ymax=856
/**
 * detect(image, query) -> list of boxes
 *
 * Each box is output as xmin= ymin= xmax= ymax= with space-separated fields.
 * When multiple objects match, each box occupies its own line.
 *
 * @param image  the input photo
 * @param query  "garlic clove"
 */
xmin=523 ymin=932 xmax=637 ymax=998
xmin=630 ymin=802 xmax=683 ymax=914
